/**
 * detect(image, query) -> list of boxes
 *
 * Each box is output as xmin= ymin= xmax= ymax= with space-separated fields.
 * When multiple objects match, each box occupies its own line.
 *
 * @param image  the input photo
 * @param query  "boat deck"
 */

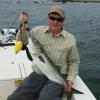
xmin=0 ymin=43 xmax=96 ymax=100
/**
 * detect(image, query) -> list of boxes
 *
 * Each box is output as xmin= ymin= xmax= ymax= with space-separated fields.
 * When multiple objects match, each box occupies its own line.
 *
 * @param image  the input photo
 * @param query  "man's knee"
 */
xmin=7 ymin=94 xmax=18 ymax=100
xmin=7 ymin=94 xmax=31 ymax=100
xmin=39 ymin=82 xmax=63 ymax=100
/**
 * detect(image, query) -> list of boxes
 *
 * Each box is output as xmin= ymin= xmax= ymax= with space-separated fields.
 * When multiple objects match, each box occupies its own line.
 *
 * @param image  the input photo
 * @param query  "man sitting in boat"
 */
xmin=7 ymin=5 xmax=80 ymax=100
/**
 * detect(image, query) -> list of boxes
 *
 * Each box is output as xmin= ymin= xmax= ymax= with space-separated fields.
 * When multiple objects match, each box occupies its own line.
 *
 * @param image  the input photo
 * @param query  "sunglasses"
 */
xmin=49 ymin=16 xmax=64 ymax=22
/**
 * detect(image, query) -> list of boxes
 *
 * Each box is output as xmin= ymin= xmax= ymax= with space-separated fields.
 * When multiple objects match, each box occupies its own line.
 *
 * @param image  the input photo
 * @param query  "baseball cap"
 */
xmin=48 ymin=5 xmax=65 ymax=18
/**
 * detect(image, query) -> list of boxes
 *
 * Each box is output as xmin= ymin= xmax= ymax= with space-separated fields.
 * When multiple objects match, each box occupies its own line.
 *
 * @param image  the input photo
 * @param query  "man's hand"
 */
xmin=64 ymin=80 xmax=73 ymax=93
xmin=19 ymin=12 xmax=29 ymax=33
xmin=19 ymin=12 xmax=28 ymax=25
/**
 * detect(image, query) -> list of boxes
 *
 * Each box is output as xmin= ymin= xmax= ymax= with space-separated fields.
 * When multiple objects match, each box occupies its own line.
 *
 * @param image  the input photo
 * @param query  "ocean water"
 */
xmin=0 ymin=0 xmax=100 ymax=99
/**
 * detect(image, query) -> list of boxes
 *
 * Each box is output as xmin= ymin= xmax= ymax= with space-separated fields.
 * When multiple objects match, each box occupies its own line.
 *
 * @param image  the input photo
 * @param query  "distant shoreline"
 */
xmin=58 ymin=0 xmax=100 ymax=3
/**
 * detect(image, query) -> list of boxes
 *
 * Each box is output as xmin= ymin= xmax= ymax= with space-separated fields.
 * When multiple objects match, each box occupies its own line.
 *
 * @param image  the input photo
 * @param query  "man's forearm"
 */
xmin=67 ymin=63 xmax=79 ymax=82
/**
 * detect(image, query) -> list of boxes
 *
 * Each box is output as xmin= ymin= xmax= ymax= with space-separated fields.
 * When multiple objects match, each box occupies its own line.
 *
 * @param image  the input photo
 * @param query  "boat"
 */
xmin=0 ymin=29 xmax=17 ymax=43
xmin=0 ymin=29 xmax=96 ymax=100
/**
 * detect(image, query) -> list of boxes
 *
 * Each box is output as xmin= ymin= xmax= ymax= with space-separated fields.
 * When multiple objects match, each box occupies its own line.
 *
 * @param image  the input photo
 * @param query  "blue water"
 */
xmin=0 ymin=0 xmax=100 ymax=99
